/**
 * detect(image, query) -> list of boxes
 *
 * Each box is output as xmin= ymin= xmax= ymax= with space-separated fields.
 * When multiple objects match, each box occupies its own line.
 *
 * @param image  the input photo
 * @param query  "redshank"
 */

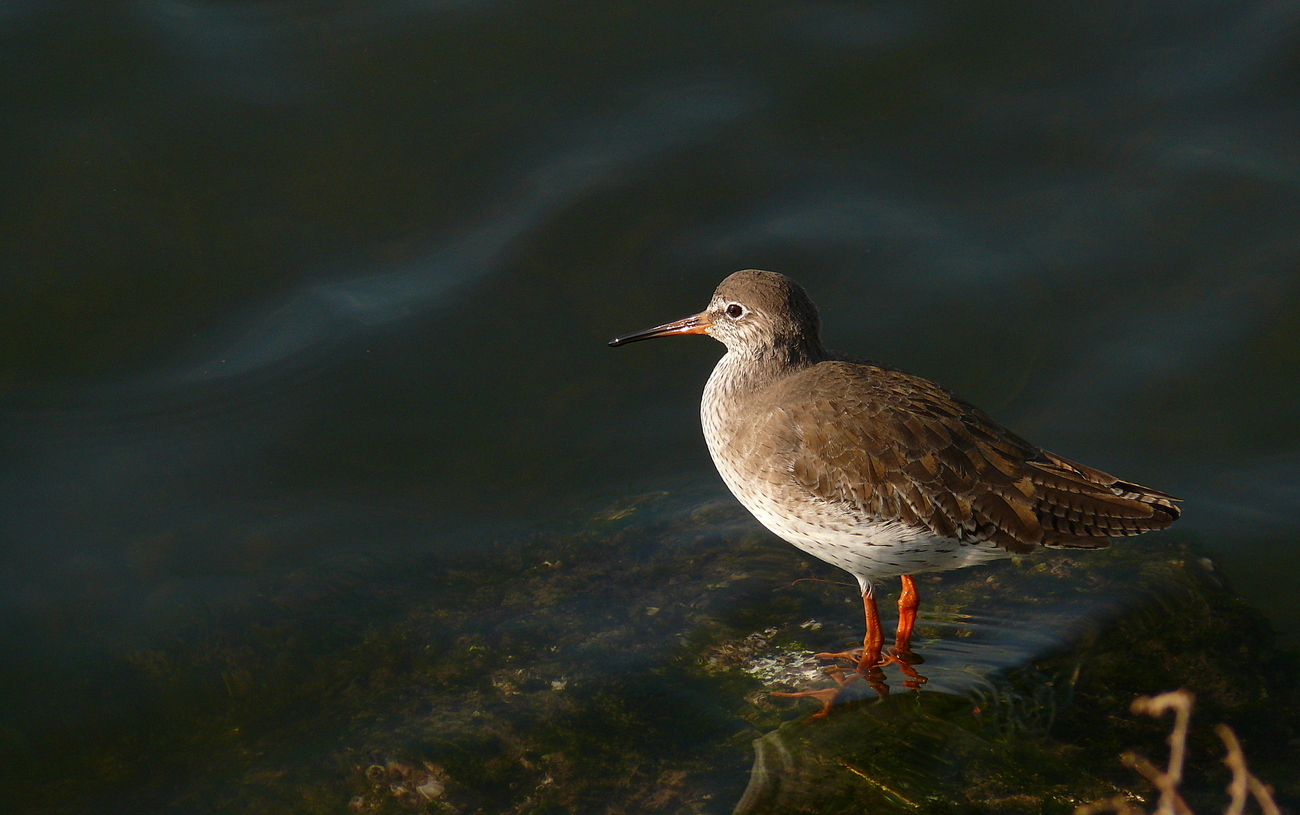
xmin=610 ymin=270 xmax=1180 ymax=672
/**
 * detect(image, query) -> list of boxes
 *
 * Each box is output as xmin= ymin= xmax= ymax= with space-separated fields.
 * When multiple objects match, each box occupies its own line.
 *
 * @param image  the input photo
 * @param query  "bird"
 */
xmin=609 ymin=269 xmax=1180 ymax=673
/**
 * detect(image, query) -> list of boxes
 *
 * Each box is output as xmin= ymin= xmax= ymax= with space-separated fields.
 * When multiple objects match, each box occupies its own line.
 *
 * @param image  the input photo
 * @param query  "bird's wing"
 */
xmin=748 ymin=361 xmax=1179 ymax=554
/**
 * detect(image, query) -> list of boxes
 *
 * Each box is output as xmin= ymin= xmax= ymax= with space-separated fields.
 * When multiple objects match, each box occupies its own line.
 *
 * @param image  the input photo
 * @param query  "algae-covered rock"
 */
xmin=5 ymin=487 xmax=1297 ymax=813
xmin=732 ymin=544 xmax=1300 ymax=814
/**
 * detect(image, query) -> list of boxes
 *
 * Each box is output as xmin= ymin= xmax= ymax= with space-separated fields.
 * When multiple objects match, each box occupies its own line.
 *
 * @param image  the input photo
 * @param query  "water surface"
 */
xmin=3 ymin=0 xmax=1299 ymax=810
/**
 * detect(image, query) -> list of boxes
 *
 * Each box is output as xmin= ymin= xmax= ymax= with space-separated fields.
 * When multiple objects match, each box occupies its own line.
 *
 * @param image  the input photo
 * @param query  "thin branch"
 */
xmin=1129 ymin=691 xmax=1194 ymax=815
xmin=1217 ymin=724 xmax=1249 ymax=815
xmin=1216 ymin=723 xmax=1282 ymax=815
xmin=1246 ymin=777 xmax=1282 ymax=815
xmin=1076 ymin=689 xmax=1279 ymax=815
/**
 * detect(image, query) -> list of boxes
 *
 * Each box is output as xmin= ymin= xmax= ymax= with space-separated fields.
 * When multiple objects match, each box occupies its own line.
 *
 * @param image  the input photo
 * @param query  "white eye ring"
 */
xmin=725 ymin=303 xmax=745 ymax=319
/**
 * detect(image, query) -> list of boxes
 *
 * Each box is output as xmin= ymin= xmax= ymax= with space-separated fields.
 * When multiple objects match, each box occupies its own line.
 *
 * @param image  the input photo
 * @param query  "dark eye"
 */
xmin=725 ymin=303 xmax=744 ymax=319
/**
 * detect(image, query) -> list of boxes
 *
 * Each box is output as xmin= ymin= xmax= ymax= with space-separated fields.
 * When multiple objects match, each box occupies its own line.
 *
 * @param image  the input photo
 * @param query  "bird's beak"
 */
xmin=608 ymin=312 xmax=713 ymax=347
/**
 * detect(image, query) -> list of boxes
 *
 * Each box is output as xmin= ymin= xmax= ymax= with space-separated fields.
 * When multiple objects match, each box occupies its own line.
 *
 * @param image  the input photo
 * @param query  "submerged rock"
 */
xmin=8 ymin=487 xmax=1298 ymax=813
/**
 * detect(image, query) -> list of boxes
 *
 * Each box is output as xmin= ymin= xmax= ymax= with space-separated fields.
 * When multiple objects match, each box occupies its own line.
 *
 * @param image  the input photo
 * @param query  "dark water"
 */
xmin=3 ymin=1 xmax=1300 ymax=811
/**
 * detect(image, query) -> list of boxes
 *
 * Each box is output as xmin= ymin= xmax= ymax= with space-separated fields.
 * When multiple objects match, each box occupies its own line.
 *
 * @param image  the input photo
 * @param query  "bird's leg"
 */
xmin=879 ymin=574 xmax=927 ymax=688
xmin=814 ymin=583 xmax=885 ymax=671
xmin=811 ymin=579 xmax=883 ymax=675
xmin=783 ymin=582 xmax=923 ymax=716
xmin=890 ymin=574 xmax=921 ymax=663
xmin=895 ymin=574 xmax=918 ymax=644
xmin=855 ymin=590 xmax=885 ymax=673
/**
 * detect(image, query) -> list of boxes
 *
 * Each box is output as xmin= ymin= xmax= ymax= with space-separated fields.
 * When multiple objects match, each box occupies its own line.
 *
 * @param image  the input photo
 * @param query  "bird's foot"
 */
xmin=882 ymin=650 xmax=927 ymax=690
xmin=887 ymin=642 xmax=924 ymax=666
xmin=813 ymin=646 xmax=885 ymax=673
xmin=770 ymin=665 xmax=889 ymax=718
xmin=813 ymin=646 xmax=863 ymax=662
xmin=769 ymin=686 xmax=844 ymax=719
xmin=814 ymin=647 xmax=926 ymax=684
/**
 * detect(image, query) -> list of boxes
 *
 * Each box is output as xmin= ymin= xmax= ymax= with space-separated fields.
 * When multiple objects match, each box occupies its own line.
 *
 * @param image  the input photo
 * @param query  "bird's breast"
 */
xmin=699 ymin=354 xmax=1010 ymax=581
xmin=702 ymin=355 xmax=889 ymax=542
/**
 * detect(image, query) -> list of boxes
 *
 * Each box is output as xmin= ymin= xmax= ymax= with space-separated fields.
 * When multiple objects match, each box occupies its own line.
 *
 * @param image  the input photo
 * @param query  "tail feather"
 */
xmin=1028 ymin=451 xmax=1180 ymax=549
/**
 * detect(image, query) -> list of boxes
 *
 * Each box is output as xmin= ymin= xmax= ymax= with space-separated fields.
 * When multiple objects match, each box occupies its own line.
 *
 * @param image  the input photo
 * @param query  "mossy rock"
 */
xmin=5 ymin=487 xmax=1297 ymax=813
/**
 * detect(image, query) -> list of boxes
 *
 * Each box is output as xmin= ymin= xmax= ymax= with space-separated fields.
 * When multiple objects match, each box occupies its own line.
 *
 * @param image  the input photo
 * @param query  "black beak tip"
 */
xmin=608 ymin=337 xmax=624 ymax=347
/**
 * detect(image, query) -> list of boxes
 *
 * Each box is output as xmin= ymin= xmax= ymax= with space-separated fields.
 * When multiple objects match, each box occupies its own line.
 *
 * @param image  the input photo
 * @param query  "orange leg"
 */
xmin=856 ymin=590 xmax=884 ymax=672
xmin=814 ymin=590 xmax=885 ymax=671
xmin=780 ymin=578 xmax=927 ymax=717
xmin=893 ymin=574 xmax=919 ymax=658
xmin=811 ymin=590 xmax=883 ymax=670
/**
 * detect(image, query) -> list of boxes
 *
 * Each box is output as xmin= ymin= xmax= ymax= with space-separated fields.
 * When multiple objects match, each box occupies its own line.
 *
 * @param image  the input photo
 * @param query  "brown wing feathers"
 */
xmin=776 ymin=361 xmax=1180 ymax=554
xmin=1024 ymin=451 xmax=1180 ymax=546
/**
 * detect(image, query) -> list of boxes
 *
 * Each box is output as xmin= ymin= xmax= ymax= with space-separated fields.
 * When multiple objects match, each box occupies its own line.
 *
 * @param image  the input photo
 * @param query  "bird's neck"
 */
xmin=703 ymin=342 xmax=823 ymax=421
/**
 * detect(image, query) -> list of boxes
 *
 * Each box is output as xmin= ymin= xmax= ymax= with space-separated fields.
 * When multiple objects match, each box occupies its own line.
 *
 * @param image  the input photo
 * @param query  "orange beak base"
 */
xmin=608 ymin=312 xmax=713 ymax=347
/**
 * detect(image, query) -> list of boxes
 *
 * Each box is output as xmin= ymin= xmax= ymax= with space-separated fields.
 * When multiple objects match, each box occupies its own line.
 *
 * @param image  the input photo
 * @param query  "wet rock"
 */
xmin=9 ymin=488 xmax=1299 ymax=813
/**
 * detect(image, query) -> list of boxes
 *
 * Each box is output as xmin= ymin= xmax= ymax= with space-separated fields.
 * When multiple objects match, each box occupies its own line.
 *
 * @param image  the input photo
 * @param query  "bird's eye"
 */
xmin=725 ymin=303 xmax=744 ymax=319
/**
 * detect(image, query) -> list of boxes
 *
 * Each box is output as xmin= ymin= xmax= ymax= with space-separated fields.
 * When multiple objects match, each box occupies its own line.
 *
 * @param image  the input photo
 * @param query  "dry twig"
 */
xmin=1215 ymin=724 xmax=1280 ymax=815
xmin=1076 ymin=690 xmax=1280 ymax=815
